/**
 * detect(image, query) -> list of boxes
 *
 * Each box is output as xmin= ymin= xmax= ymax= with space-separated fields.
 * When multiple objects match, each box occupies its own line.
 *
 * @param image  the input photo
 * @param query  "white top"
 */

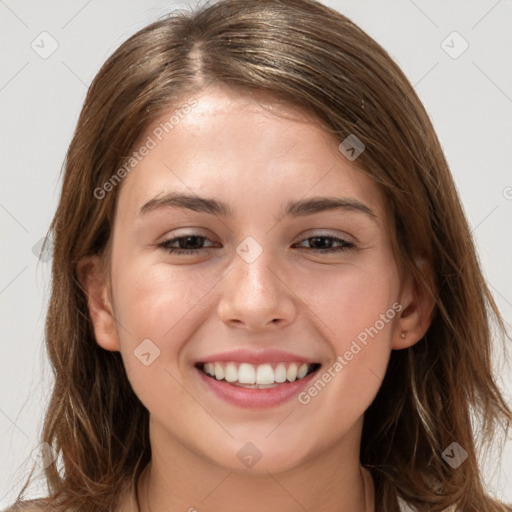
xmin=397 ymin=494 xmax=457 ymax=511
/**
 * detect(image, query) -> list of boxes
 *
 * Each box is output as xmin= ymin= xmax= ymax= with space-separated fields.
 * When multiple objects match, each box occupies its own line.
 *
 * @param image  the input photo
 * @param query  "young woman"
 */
xmin=7 ymin=0 xmax=511 ymax=511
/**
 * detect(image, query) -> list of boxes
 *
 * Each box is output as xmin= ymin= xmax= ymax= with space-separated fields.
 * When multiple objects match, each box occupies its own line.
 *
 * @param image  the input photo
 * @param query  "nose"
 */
xmin=217 ymin=246 xmax=296 ymax=332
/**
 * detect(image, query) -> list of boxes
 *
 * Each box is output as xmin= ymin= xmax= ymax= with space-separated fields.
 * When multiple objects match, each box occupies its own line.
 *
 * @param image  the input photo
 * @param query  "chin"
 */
xmin=200 ymin=435 xmax=316 ymax=475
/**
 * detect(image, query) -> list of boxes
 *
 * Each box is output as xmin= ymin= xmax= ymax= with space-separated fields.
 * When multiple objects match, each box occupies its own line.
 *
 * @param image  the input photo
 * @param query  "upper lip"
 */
xmin=197 ymin=348 xmax=319 ymax=365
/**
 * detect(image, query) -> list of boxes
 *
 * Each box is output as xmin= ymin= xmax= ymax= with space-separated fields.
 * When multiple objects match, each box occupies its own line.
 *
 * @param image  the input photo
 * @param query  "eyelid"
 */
xmin=295 ymin=229 xmax=357 ymax=244
xmin=157 ymin=227 xmax=214 ymax=243
xmin=159 ymin=228 xmax=355 ymax=245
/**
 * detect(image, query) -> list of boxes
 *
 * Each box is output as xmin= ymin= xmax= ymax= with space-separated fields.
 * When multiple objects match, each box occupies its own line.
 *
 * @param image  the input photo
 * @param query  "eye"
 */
xmin=157 ymin=235 xmax=216 ymax=255
xmin=157 ymin=233 xmax=355 ymax=257
xmin=292 ymin=235 xmax=355 ymax=253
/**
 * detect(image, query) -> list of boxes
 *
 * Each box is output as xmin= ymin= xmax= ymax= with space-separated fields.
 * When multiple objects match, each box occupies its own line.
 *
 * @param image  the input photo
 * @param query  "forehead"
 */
xmin=115 ymin=85 xmax=386 ymax=223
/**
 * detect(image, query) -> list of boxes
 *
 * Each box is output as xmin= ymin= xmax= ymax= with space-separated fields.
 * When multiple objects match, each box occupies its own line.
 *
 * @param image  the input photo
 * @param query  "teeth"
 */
xmin=214 ymin=362 xmax=224 ymax=380
xmin=238 ymin=363 xmax=256 ymax=384
xmin=201 ymin=361 xmax=315 ymax=386
xmin=297 ymin=363 xmax=308 ymax=379
xmin=274 ymin=363 xmax=287 ymax=383
xmin=256 ymin=364 xmax=274 ymax=384
xmin=286 ymin=364 xmax=298 ymax=382
xmin=224 ymin=362 xmax=238 ymax=383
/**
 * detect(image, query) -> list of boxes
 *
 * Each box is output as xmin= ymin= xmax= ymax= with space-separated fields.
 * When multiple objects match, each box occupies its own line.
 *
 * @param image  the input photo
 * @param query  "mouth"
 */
xmin=194 ymin=361 xmax=322 ymax=389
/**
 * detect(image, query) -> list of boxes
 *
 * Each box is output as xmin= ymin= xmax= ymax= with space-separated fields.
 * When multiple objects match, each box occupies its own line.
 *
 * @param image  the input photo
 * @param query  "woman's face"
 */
xmin=94 ymin=85 xmax=407 ymax=473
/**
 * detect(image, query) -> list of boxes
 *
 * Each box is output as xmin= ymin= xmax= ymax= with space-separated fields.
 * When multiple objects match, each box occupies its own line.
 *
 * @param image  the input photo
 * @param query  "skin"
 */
xmin=79 ymin=84 xmax=433 ymax=512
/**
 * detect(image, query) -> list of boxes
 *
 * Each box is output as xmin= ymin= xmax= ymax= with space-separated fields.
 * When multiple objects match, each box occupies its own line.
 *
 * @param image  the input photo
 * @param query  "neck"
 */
xmin=133 ymin=416 xmax=373 ymax=512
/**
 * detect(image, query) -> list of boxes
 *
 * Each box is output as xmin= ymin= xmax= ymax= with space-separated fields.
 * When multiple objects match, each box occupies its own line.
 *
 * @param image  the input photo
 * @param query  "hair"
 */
xmin=9 ymin=0 xmax=511 ymax=511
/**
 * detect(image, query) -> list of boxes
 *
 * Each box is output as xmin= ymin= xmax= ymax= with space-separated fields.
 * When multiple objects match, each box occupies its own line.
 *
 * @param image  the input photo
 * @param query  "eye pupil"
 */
xmin=310 ymin=237 xmax=330 ymax=249
xmin=181 ymin=236 xmax=203 ymax=249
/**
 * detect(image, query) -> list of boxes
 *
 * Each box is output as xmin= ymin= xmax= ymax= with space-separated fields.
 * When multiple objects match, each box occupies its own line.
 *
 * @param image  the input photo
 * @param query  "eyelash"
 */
xmin=157 ymin=234 xmax=355 ymax=255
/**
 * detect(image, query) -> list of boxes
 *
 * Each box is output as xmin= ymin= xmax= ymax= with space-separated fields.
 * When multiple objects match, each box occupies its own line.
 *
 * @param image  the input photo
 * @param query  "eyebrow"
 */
xmin=138 ymin=193 xmax=377 ymax=220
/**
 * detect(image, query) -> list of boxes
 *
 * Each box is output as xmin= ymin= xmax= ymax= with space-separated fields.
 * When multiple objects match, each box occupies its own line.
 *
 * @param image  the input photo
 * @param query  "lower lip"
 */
xmin=195 ymin=366 xmax=321 ymax=409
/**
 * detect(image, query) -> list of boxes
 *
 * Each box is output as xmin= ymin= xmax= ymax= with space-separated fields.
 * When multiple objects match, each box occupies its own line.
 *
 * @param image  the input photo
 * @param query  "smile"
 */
xmin=197 ymin=361 xmax=321 ymax=388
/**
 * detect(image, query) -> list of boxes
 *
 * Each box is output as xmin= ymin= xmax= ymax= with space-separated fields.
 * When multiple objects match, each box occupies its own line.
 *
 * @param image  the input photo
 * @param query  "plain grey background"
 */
xmin=1 ymin=0 xmax=511 ymax=506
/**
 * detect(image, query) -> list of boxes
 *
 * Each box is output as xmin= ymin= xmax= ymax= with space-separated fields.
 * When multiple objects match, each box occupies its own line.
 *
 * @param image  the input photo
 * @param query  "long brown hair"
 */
xmin=10 ymin=0 xmax=511 ymax=510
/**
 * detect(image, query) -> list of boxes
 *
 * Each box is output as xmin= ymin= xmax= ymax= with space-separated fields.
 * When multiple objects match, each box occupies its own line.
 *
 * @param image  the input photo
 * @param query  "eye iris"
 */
xmin=310 ymin=237 xmax=331 ymax=249
xmin=180 ymin=236 xmax=203 ymax=249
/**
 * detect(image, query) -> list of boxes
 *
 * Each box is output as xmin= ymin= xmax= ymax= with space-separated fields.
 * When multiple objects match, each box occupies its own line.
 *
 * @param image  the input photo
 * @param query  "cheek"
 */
xmin=113 ymin=260 xmax=214 ymax=338
xmin=109 ymin=261 xmax=216 ymax=397
xmin=294 ymin=261 xmax=399 ymax=413
xmin=300 ymin=259 xmax=400 ymax=347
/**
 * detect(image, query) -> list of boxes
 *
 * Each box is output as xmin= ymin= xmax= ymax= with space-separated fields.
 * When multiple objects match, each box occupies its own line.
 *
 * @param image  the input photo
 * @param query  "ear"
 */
xmin=77 ymin=254 xmax=120 ymax=352
xmin=392 ymin=258 xmax=436 ymax=350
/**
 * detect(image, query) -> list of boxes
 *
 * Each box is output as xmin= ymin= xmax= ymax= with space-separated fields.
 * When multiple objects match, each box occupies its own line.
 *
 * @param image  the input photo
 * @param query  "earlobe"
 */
xmin=393 ymin=259 xmax=436 ymax=350
xmin=77 ymin=254 xmax=121 ymax=352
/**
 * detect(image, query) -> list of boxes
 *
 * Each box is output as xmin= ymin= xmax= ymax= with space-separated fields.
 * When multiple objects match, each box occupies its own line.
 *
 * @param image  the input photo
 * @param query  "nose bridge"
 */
xmin=232 ymin=236 xmax=280 ymax=304
xmin=217 ymin=236 xmax=295 ymax=329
